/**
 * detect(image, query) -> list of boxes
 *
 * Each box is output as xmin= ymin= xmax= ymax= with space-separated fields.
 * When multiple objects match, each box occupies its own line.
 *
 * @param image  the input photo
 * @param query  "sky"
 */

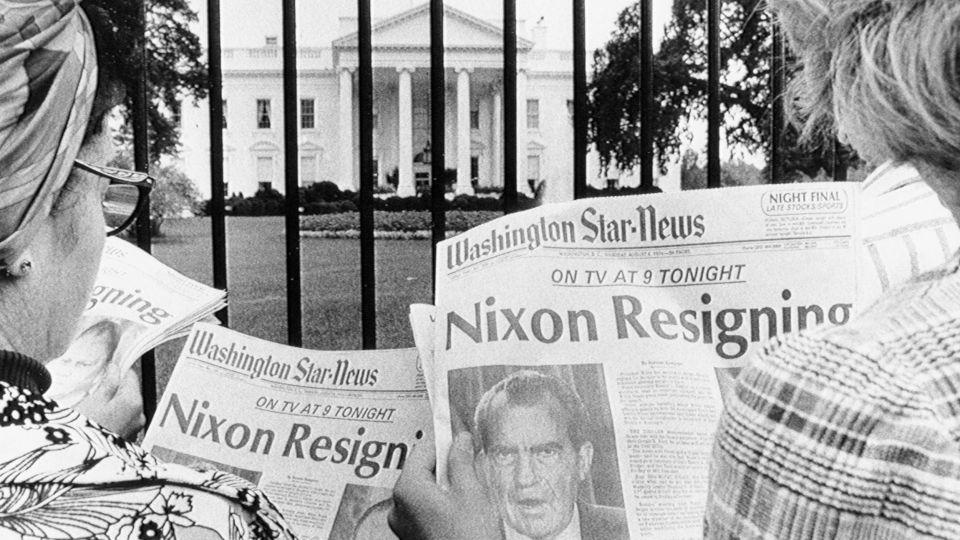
xmin=187 ymin=0 xmax=673 ymax=53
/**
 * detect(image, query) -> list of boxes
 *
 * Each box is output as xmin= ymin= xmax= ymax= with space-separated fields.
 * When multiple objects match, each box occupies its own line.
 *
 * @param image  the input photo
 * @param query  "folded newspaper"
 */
xmin=143 ymin=323 xmax=433 ymax=540
xmin=46 ymin=237 xmax=227 ymax=407
xmin=414 ymin=182 xmax=872 ymax=539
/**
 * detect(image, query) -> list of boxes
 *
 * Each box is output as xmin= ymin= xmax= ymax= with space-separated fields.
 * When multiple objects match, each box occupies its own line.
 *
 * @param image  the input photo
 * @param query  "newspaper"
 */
xmin=46 ymin=237 xmax=226 ymax=407
xmin=142 ymin=323 xmax=432 ymax=540
xmin=422 ymin=183 xmax=861 ymax=539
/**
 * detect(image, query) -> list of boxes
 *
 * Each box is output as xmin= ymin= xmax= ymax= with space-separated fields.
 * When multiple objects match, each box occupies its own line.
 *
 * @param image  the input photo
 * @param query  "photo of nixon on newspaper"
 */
xmin=448 ymin=364 xmax=627 ymax=540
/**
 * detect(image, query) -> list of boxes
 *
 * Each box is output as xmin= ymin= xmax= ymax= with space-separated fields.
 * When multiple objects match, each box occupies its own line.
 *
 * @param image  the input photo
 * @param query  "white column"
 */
xmin=492 ymin=89 xmax=502 ymax=187
xmin=456 ymin=67 xmax=474 ymax=195
xmin=396 ymin=67 xmax=415 ymax=197
xmin=338 ymin=67 xmax=355 ymax=191
xmin=478 ymin=93 xmax=490 ymax=187
xmin=516 ymin=68 xmax=528 ymax=195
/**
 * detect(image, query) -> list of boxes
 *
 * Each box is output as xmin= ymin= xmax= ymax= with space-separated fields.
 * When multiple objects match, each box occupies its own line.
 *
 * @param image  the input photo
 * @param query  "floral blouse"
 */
xmin=0 ymin=380 xmax=297 ymax=539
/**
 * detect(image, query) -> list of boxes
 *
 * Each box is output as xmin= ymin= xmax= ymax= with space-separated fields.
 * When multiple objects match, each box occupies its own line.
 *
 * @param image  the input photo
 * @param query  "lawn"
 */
xmin=150 ymin=216 xmax=433 ymax=396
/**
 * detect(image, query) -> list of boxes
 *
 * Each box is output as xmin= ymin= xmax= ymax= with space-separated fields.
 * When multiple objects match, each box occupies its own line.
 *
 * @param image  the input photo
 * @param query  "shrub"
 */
xmin=300 ymin=210 xmax=502 ymax=234
xmin=581 ymin=185 xmax=663 ymax=198
xmin=301 ymin=181 xmax=343 ymax=203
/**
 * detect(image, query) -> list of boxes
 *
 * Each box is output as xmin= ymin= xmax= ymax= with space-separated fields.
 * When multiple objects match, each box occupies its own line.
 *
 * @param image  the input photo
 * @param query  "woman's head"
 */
xmin=0 ymin=1 xmax=116 ymax=359
xmin=769 ymin=0 xmax=960 ymax=171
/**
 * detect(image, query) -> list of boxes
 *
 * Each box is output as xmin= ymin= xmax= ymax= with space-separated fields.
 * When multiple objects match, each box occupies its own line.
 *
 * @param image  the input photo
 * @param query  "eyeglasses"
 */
xmin=74 ymin=160 xmax=154 ymax=236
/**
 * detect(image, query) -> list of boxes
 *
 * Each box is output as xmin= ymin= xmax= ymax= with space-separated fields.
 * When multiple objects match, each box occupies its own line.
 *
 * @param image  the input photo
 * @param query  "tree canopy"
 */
xmin=85 ymin=0 xmax=206 ymax=160
xmin=588 ymin=0 xmax=857 ymax=180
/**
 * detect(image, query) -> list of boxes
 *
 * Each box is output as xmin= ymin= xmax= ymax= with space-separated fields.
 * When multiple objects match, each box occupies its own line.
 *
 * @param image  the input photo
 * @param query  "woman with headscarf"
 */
xmin=389 ymin=1 xmax=960 ymax=539
xmin=0 ymin=1 xmax=295 ymax=537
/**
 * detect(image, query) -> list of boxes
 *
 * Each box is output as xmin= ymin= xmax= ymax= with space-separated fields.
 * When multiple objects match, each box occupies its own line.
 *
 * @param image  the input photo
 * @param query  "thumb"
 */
xmin=447 ymin=431 xmax=483 ymax=494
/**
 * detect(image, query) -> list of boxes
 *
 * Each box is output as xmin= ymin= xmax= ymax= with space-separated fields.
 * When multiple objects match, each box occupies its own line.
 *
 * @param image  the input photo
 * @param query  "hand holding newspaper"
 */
xmin=46 ymin=237 xmax=227 ymax=407
xmin=416 ymin=183 xmax=862 ymax=539
xmin=143 ymin=323 xmax=433 ymax=540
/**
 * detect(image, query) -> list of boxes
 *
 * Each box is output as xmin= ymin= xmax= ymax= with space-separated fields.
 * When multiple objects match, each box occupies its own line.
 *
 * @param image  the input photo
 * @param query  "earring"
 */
xmin=0 ymin=253 xmax=33 ymax=278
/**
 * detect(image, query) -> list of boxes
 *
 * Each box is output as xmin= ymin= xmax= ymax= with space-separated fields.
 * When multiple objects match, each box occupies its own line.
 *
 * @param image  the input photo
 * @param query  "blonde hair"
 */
xmin=769 ymin=0 xmax=960 ymax=170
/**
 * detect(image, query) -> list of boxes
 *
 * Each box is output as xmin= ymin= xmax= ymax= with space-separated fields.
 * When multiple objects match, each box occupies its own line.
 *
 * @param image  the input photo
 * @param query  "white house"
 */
xmin=179 ymin=3 xmax=659 ymax=202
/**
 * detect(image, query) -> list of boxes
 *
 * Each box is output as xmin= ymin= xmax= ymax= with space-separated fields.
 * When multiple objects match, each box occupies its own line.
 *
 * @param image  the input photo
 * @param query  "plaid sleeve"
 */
xmin=704 ymin=330 xmax=960 ymax=539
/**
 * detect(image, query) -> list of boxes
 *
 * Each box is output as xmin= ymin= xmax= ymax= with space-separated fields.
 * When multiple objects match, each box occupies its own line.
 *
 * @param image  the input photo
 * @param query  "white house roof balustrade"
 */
xmin=332 ymin=3 xmax=534 ymax=69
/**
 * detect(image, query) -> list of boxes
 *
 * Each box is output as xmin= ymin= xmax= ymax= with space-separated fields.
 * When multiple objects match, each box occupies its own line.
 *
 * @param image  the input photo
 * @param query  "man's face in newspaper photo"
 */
xmin=481 ymin=394 xmax=593 ymax=539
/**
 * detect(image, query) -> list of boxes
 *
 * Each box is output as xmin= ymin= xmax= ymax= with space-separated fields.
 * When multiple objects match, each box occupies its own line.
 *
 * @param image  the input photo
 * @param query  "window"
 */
xmin=470 ymin=156 xmax=479 ymax=181
xmin=300 ymin=155 xmax=317 ymax=184
xmin=371 ymin=159 xmax=380 ymax=184
xmin=265 ymin=35 xmax=278 ymax=46
xmin=526 ymin=99 xmax=540 ymax=130
xmin=527 ymin=155 xmax=541 ymax=181
xmin=300 ymin=98 xmax=315 ymax=129
xmin=222 ymin=99 xmax=228 ymax=129
xmin=413 ymin=106 xmax=429 ymax=130
xmin=256 ymin=156 xmax=274 ymax=187
xmin=470 ymin=109 xmax=480 ymax=130
xmin=256 ymin=99 xmax=271 ymax=129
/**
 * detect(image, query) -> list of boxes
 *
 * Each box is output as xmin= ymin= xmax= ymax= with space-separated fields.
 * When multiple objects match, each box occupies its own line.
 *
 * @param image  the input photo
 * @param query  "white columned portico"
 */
xmin=492 ymin=89 xmax=502 ymax=187
xmin=456 ymin=67 xmax=474 ymax=195
xmin=396 ymin=67 xmax=415 ymax=197
xmin=338 ymin=67 xmax=355 ymax=190
xmin=516 ymin=68 xmax=528 ymax=194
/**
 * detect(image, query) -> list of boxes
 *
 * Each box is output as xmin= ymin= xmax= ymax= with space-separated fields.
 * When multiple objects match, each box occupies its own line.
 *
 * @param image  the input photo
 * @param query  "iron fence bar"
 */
xmin=132 ymin=0 xmax=156 ymax=424
xmin=832 ymin=138 xmax=847 ymax=181
xmin=503 ymin=0 xmax=518 ymax=213
xmin=282 ymin=0 xmax=302 ymax=346
xmin=640 ymin=0 xmax=654 ymax=190
xmin=572 ymin=0 xmax=587 ymax=199
xmin=430 ymin=0 xmax=446 ymax=295
xmin=770 ymin=19 xmax=785 ymax=184
xmin=707 ymin=0 xmax=721 ymax=188
xmin=358 ymin=0 xmax=376 ymax=349
xmin=207 ymin=0 xmax=228 ymax=325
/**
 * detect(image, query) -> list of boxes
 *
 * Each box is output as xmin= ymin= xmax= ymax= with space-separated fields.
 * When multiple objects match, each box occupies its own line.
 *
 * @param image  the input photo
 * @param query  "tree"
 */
xmin=589 ymin=0 xmax=858 ymax=180
xmin=85 ymin=0 xmax=206 ymax=160
xmin=110 ymin=153 xmax=201 ymax=237
xmin=679 ymin=149 xmax=762 ymax=190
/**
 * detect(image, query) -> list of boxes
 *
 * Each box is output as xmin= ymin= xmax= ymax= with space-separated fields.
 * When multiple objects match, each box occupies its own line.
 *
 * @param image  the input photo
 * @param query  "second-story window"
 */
xmin=470 ymin=108 xmax=480 ymax=130
xmin=222 ymin=99 xmax=228 ymax=129
xmin=526 ymin=99 xmax=540 ymax=130
xmin=300 ymin=98 xmax=315 ymax=129
xmin=257 ymin=99 xmax=271 ymax=129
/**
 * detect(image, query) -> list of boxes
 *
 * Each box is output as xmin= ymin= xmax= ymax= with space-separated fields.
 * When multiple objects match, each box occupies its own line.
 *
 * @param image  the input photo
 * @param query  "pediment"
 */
xmin=250 ymin=141 xmax=280 ymax=153
xmin=333 ymin=3 xmax=533 ymax=51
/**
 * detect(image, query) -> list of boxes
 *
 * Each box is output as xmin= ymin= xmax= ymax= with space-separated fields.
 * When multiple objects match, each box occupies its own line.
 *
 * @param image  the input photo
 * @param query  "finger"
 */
xmin=394 ymin=440 xmax=439 ymax=506
xmin=447 ymin=431 xmax=483 ymax=494
xmin=391 ymin=441 xmax=444 ymax=537
xmin=405 ymin=438 xmax=437 ymax=479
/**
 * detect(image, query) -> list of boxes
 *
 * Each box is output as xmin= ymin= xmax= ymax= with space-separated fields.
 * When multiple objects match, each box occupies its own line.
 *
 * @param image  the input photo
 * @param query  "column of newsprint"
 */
xmin=429 ymin=183 xmax=860 ymax=538
xmin=143 ymin=323 xmax=432 ymax=540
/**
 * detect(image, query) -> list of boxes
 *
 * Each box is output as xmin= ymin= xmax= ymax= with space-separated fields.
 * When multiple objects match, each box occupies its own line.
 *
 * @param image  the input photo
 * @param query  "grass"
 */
xmin=150 ymin=216 xmax=433 ymax=396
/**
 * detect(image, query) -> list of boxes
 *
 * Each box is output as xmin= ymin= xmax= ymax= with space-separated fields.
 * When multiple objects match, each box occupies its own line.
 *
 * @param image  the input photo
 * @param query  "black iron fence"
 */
xmin=132 ymin=0 xmax=834 ymax=421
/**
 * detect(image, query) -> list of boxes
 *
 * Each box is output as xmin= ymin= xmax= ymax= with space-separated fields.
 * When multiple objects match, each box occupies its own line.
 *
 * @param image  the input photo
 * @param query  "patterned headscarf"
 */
xmin=0 ymin=0 xmax=97 ymax=270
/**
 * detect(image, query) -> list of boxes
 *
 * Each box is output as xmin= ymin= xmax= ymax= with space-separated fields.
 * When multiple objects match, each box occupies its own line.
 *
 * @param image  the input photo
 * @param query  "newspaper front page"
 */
xmin=142 ymin=323 xmax=432 ymax=540
xmin=47 ymin=237 xmax=226 ymax=406
xmin=429 ymin=183 xmax=860 ymax=539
